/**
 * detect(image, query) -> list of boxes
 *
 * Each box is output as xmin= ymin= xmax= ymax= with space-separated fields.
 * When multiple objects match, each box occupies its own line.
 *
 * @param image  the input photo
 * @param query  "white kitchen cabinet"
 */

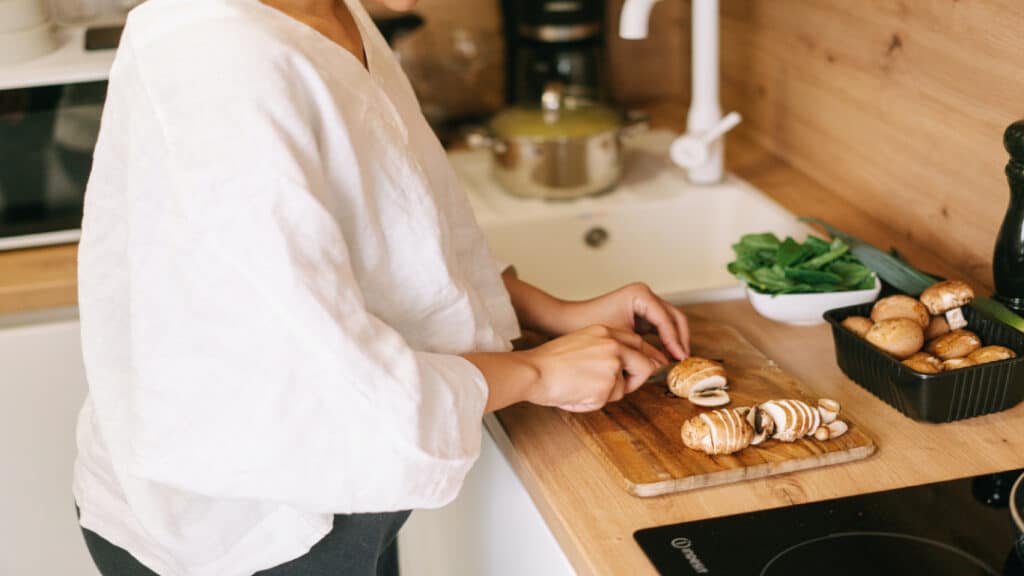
xmin=398 ymin=419 xmax=575 ymax=576
xmin=0 ymin=309 xmax=99 ymax=576
xmin=0 ymin=307 xmax=570 ymax=576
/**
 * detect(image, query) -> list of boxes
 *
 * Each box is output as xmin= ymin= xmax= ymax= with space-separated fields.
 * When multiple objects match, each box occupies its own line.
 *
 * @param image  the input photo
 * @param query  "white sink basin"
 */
xmin=451 ymin=130 xmax=812 ymax=304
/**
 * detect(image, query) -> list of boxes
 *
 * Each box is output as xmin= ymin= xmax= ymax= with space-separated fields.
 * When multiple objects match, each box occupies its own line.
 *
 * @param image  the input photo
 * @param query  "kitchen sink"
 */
xmin=451 ymin=130 xmax=811 ymax=304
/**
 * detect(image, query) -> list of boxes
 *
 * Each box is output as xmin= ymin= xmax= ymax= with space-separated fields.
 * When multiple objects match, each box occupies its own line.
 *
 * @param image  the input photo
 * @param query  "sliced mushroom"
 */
xmin=667 ymin=357 xmax=730 ymax=406
xmin=967 ymin=345 xmax=1018 ymax=365
xmin=817 ymin=398 xmax=841 ymax=424
xmin=919 ymin=280 xmax=975 ymax=331
xmin=924 ymin=315 xmax=951 ymax=341
xmin=688 ymin=389 xmax=732 ymax=407
xmin=901 ymin=351 xmax=944 ymax=374
xmin=746 ymin=405 xmax=775 ymax=446
xmin=814 ymin=420 xmax=849 ymax=441
xmin=841 ymin=316 xmax=874 ymax=338
xmin=925 ymin=329 xmax=982 ymax=360
xmin=942 ymin=357 xmax=977 ymax=371
xmin=865 ymin=318 xmax=925 ymax=359
xmin=871 ymin=295 xmax=930 ymax=328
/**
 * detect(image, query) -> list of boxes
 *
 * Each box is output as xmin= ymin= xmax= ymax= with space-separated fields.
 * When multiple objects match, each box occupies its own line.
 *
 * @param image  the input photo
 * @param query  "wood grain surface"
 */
xmin=561 ymin=319 xmax=875 ymax=497
xmin=490 ymin=300 xmax=1024 ymax=576
xmin=0 ymin=244 xmax=77 ymax=315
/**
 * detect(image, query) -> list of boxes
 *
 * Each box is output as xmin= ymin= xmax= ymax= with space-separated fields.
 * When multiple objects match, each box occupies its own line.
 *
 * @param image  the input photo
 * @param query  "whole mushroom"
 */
xmin=967 ymin=345 xmax=1018 ymax=365
xmin=870 ymin=295 xmax=930 ymax=328
xmin=865 ymin=318 xmax=925 ymax=360
xmin=925 ymin=329 xmax=982 ymax=360
xmin=924 ymin=316 xmax=951 ymax=341
xmin=943 ymin=357 xmax=977 ymax=371
xmin=919 ymin=280 xmax=975 ymax=331
xmin=902 ymin=351 xmax=943 ymax=374
xmin=841 ymin=316 xmax=874 ymax=338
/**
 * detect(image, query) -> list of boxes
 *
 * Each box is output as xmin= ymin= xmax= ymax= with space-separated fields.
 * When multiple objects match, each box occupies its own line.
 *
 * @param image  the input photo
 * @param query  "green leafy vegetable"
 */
xmin=800 ymin=216 xmax=1024 ymax=334
xmin=727 ymin=232 xmax=877 ymax=295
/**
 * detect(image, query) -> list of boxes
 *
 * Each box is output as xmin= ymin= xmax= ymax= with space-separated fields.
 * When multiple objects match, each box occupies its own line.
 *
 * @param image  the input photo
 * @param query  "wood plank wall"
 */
xmin=713 ymin=0 xmax=1024 ymax=289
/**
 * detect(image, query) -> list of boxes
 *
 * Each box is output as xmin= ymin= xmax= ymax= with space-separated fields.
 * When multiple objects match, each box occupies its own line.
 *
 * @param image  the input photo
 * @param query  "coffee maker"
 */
xmin=500 ymin=0 xmax=607 ymax=106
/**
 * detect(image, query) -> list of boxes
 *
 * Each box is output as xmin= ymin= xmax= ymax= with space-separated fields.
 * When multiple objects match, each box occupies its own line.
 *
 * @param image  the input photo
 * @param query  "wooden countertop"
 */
xmin=487 ymin=298 xmax=1024 ymax=575
xmin=0 ymin=243 xmax=77 ymax=316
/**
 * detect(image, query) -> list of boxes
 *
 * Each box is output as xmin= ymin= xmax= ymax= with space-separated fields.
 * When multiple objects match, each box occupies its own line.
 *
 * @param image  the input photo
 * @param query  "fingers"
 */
xmin=617 ymin=342 xmax=656 ymax=393
xmin=632 ymin=291 xmax=687 ymax=360
xmin=606 ymin=324 xmax=668 ymax=364
xmin=607 ymin=372 xmax=627 ymax=403
xmin=667 ymin=305 xmax=691 ymax=357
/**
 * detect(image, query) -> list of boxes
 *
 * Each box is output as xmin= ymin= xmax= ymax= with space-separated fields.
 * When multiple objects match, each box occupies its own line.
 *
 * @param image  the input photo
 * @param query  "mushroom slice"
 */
xmin=667 ymin=357 xmax=727 ymax=399
xmin=688 ymin=389 xmax=732 ymax=407
xmin=746 ymin=405 xmax=774 ymax=445
xmin=681 ymin=408 xmax=753 ymax=455
xmin=814 ymin=420 xmax=849 ymax=441
xmin=865 ymin=318 xmax=925 ymax=359
xmin=967 ymin=345 xmax=1018 ymax=365
xmin=760 ymin=399 xmax=818 ymax=442
xmin=919 ymin=280 xmax=975 ymax=331
xmin=817 ymin=398 xmax=841 ymax=424
xmin=870 ymin=295 xmax=930 ymax=328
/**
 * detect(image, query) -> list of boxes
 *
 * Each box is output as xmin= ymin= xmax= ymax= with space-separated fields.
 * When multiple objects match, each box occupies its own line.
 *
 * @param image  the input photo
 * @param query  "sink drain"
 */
xmin=584 ymin=226 xmax=609 ymax=249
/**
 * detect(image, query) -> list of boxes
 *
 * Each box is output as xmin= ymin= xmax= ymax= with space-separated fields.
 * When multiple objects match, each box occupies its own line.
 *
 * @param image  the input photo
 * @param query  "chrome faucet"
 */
xmin=619 ymin=0 xmax=740 ymax=184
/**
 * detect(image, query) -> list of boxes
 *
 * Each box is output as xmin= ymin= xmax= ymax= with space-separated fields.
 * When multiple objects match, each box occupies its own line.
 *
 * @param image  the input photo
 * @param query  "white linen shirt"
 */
xmin=72 ymin=1 xmax=520 ymax=574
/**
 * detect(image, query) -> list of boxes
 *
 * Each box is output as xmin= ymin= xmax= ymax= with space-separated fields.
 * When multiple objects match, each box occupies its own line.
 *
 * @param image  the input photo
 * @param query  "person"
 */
xmin=73 ymin=0 xmax=691 ymax=574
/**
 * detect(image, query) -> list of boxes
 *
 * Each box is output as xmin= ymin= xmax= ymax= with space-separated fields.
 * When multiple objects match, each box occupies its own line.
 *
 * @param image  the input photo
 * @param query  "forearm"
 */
xmin=501 ymin=270 xmax=577 ymax=336
xmin=462 ymin=351 xmax=540 ymax=413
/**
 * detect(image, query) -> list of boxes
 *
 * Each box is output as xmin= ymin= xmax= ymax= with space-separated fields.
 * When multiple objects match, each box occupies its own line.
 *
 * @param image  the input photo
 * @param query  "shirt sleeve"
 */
xmin=116 ymin=23 xmax=488 ymax=514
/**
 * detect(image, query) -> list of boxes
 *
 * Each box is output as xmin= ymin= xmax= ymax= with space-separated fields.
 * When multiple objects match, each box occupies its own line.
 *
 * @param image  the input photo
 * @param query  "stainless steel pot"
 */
xmin=469 ymin=83 xmax=639 ymax=200
xmin=1013 ymin=472 xmax=1024 ymax=564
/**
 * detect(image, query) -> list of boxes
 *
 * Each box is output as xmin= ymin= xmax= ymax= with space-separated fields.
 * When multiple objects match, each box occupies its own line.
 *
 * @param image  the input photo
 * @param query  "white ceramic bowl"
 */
xmin=0 ymin=0 xmax=49 ymax=34
xmin=746 ymin=277 xmax=882 ymax=326
xmin=0 ymin=21 xmax=57 ymax=66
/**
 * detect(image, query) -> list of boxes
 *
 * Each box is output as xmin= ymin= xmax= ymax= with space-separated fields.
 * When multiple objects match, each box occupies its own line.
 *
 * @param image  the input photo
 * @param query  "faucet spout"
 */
xmin=619 ymin=0 xmax=733 ymax=184
xmin=619 ymin=0 xmax=663 ymax=40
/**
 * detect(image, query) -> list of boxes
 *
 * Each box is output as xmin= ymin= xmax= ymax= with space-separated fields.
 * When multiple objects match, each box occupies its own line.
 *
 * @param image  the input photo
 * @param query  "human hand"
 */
xmin=559 ymin=283 xmax=691 ymax=360
xmin=522 ymin=324 xmax=665 ymax=412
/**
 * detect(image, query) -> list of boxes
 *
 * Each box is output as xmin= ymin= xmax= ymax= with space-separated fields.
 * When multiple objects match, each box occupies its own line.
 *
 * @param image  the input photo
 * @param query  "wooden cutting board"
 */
xmin=559 ymin=318 xmax=877 ymax=497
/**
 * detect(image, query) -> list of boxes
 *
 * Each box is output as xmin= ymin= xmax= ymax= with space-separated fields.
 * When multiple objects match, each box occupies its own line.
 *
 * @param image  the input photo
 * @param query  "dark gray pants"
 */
xmin=79 ymin=511 xmax=411 ymax=576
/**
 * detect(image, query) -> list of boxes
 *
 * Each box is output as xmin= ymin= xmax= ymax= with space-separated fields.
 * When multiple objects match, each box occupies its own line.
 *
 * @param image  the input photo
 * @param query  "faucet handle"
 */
xmin=670 ymin=111 xmax=742 ymax=170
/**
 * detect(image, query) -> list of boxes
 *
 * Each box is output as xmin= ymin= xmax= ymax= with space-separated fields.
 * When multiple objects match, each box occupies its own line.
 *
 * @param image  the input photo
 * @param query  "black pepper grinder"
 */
xmin=993 ymin=120 xmax=1024 ymax=313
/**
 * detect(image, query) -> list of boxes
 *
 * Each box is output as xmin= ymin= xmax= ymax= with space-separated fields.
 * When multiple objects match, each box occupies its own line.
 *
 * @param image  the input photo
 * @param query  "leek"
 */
xmin=800 ymin=217 xmax=1024 ymax=333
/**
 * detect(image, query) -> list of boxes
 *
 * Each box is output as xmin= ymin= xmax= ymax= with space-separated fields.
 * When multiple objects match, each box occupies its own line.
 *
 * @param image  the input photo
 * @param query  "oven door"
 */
xmin=0 ymin=80 xmax=106 ymax=251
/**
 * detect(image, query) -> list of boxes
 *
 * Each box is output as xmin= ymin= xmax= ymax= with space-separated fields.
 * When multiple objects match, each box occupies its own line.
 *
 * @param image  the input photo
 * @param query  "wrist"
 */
xmin=503 ymin=274 xmax=574 ymax=336
xmin=464 ymin=351 xmax=544 ymax=412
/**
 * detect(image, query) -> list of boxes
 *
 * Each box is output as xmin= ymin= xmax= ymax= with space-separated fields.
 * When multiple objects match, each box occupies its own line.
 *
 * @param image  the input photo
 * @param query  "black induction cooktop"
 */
xmin=635 ymin=469 xmax=1024 ymax=576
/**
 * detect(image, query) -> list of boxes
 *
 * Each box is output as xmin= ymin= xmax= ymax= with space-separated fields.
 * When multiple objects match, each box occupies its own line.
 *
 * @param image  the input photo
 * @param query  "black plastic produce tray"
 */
xmin=824 ymin=303 xmax=1024 ymax=422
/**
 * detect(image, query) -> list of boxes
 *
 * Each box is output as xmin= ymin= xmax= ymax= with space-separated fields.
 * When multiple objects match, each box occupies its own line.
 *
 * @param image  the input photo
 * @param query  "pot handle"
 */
xmin=621 ymin=109 xmax=650 ymax=139
xmin=463 ymin=126 xmax=507 ymax=154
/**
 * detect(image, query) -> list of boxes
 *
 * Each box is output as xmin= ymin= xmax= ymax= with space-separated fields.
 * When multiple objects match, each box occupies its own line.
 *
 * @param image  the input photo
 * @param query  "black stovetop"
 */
xmin=635 ymin=469 xmax=1024 ymax=576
